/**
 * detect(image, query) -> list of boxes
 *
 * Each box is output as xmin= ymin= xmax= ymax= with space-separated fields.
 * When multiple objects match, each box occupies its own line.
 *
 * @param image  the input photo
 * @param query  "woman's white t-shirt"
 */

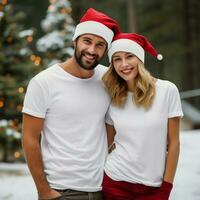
xmin=105 ymin=79 xmax=183 ymax=187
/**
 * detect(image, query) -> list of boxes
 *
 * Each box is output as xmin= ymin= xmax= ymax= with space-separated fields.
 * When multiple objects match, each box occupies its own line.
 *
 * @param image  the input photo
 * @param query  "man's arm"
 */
xmin=22 ymin=113 xmax=60 ymax=199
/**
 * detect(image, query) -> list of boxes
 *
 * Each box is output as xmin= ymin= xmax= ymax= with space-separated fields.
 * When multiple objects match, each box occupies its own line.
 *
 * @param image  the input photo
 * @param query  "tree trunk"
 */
xmin=182 ymin=0 xmax=194 ymax=91
xmin=127 ymin=0 xmax=137 ymax=32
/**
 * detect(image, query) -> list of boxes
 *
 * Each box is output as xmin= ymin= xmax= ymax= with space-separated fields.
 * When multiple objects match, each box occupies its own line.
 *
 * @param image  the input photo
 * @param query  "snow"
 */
xmin=19 ymin=48 xmax=32 ymax=56
xmin=0 ymin=163 xmax=37 ymax=200
xmin=170 ymin=129 xmax=200 ymax=200
xmin=37 ymin=30 xmax=65 ymax=52
xmin=0 ymin=120 xmax=8 ymax=127
xmin=18 ymin=29 xmax=34 ymax=38
xmin=0 ymin=130 xmax=200 ymax=200
xmin=0 ymin=11 xmax=4 ymax=18
xmin=36 ymin=0 xmax=75 ymax=55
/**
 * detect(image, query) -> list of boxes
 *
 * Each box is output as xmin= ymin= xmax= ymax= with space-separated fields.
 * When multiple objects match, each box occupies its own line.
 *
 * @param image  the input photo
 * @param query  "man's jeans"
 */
xmin=39 ymin=189 xmax=103 ymax=200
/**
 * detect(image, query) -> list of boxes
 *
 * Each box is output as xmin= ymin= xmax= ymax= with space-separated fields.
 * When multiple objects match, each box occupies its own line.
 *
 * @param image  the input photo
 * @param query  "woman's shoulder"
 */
xmin=156 ymin=79 xmax=178 ymax=91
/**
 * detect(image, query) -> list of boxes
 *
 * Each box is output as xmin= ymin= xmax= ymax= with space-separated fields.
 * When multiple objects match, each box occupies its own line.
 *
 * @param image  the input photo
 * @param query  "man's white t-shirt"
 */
xmin=22 ymin=64 xmax=110 ymax=192
xmin=105 ymin=79 xmax=183 ymax=187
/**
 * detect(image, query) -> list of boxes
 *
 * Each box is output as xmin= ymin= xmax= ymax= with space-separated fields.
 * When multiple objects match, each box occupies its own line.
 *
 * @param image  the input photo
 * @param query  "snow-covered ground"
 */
xmin=0 ymin=163 xmax=37 ymax=199
xmin=0 ymin=130 xmax=200 ymax=200
xmin=170 ymin=129 xmax=200 ymax=200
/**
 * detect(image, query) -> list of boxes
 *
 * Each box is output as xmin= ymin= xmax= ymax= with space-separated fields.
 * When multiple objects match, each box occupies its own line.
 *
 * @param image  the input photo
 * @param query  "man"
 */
xmin=22 ymin=8 xmax=120 ymax=200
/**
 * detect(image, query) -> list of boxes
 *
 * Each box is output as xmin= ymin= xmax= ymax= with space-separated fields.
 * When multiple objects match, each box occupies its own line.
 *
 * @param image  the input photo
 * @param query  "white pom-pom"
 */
xmin=157 ymin=54 xmax=163 ymax=60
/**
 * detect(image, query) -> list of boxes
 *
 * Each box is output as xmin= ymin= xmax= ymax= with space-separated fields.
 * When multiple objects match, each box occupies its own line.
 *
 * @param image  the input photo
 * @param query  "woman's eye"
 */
xmin=113 ymin=58 xmax=120 ymax=62
xmin=127 ymin=55 xmax=134 ymax=59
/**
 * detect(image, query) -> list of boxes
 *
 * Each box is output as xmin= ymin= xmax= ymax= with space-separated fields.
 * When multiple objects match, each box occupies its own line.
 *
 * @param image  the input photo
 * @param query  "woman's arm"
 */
xmin=163 ymin=117 xmax=181 ymax=183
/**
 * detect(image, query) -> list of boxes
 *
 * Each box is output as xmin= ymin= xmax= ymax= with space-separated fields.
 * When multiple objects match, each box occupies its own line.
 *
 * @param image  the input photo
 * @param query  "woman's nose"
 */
xmin=121 ymin=59 xmax=129 ymax=68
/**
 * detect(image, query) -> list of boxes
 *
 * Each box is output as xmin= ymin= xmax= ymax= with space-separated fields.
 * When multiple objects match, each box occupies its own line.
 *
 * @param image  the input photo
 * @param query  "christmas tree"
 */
xmin=0 ymin=1 xmax=39 ymax=162
xmin=0 ymin=119 xmax=21 ymax=162
xmin=37 ymin=0 xmax=75 ymax=67
xmin=0 ymin=1 xmax=39 ymax=119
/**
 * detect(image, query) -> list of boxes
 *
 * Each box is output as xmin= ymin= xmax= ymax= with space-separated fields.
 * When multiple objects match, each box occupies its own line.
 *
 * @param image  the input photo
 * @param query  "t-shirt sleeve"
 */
xmin=97 ymin=64 xmax=108 ymax=79
xmin=105 ymin=109 xmax=114 ymax=125
xmin=22 ymin=77 xmax=50 ymax=118
xmin=168 ymin=83 xmax=184 ymax=118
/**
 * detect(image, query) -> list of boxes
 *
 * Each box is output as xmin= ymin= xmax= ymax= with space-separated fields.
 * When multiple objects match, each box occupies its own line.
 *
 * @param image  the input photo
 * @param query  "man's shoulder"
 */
xmin=96 ymin=64 xmax=108 ymax=75
xmin=32 ymin=64 xmax=59 ymax=81
xmin=96 ymin=64 xmax=107 ymax=69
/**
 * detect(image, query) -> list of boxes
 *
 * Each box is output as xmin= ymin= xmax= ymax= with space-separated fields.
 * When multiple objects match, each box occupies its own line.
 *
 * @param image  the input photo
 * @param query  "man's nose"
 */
xmin=87 ymin=44 xmax=96 ymax=54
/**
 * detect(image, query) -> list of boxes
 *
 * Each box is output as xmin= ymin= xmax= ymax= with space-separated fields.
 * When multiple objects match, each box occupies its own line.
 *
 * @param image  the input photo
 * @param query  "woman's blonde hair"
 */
xmin=102 ymin=61 xmax=156 ymax=109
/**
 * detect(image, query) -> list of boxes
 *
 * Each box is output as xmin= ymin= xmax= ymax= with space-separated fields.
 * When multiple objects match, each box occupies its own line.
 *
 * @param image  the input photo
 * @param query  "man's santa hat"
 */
xmin=108 ymin=33 xmax=163 ymax=63
xmin=73 ymin=8 xmax=120 ymax=48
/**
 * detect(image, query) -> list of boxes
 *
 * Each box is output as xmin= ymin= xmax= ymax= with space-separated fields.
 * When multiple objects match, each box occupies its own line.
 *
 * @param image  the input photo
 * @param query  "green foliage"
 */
xmin=133 ymin=0 xmax=200 ymax=94
xmin=0 ymin=3 xmax=38 ymax=120
xmin=36 ymin=0 xmax=75 ymax=67
xmin=0 ymin=119 xmax=22 ymax=162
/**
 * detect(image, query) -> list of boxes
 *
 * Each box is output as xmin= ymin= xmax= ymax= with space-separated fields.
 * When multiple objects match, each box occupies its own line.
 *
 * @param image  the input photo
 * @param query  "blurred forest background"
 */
xmin=0 ymin=0 xmax=200 ymax=162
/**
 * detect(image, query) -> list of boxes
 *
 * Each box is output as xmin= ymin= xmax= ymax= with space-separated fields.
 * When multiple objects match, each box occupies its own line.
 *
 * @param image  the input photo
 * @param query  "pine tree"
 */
xmin=0 ymin=1 xmax=38 ymax=120
xmin=0 ymin=1 xmax=38 ymax=161
xmin=37 ymin=0 xmax=75 ymax=67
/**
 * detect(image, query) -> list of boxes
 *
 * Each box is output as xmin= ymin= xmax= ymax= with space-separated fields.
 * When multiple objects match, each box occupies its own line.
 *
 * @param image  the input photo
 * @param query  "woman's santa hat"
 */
xmin=108 ymin=33 xmax=163 ymax=63
xmin=73 ymin=8 xmax=120 ymax=48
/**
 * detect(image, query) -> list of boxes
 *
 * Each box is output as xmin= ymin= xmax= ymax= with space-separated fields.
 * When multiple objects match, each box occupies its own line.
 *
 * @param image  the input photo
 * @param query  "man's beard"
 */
xmin=74 ymin=48 xmax=102 ymax=70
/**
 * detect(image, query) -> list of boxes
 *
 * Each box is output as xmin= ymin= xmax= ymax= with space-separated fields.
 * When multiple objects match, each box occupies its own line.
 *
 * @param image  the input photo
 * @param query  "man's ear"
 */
xmin=73 ymin=40 xmax=76 ymax=48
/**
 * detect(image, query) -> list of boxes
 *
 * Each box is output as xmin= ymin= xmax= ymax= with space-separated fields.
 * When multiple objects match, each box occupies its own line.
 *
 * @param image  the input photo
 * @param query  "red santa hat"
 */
xmin=108 ymin=33 xmax=163 ymax=63
xmin=73 ymin=8 xmax=120 ymax=47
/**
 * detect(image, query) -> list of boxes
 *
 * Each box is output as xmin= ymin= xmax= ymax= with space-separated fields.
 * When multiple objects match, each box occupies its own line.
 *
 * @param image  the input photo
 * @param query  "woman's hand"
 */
xmin=149 ymin=181 xmax=173 ymax=200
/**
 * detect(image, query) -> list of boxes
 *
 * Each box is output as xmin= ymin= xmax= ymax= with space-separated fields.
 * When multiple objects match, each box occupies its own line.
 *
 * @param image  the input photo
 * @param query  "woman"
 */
xmin=102 ymin=33 xmax=183 ymax=200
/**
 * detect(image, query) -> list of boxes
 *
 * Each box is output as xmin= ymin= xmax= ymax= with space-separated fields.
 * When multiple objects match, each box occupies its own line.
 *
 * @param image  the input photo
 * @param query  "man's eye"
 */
xmin=83 ymin=39 xmax=91 ymax=43
xmin=97 ymin=44 xmax=104 ymax=48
